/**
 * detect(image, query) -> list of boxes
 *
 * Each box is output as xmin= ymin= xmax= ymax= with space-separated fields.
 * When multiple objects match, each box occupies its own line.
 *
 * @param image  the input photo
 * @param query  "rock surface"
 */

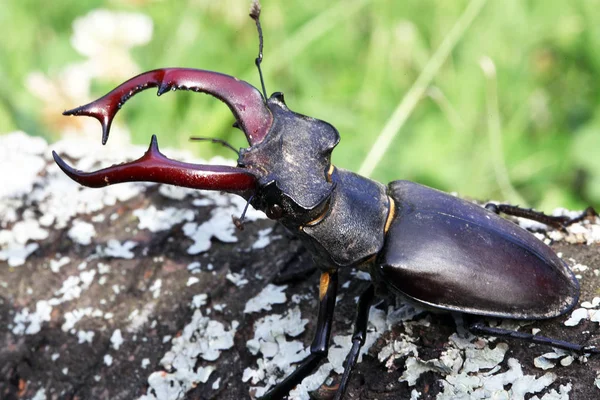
xmin=1 ymin=131 xmax=599 ymax=400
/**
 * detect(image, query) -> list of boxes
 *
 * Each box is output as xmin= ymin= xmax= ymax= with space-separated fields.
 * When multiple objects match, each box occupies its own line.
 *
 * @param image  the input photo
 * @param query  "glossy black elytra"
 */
xmin=52 ymin=1 xmax=598 ymax=399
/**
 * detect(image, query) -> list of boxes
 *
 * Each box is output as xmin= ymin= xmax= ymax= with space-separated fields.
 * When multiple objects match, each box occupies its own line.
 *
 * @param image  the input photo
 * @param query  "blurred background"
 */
xmin=1 ymin=0 xmax=599 ymax=211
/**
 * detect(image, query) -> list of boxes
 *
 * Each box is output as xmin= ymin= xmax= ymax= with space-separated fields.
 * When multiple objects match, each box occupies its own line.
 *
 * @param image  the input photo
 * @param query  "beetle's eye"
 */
xmin=266 ymin=204 xmax=283 ymax=219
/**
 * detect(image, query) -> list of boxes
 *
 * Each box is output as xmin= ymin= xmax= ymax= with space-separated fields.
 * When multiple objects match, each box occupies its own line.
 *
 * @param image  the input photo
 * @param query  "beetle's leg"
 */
xmin=259 ymin=271 xmax=338 ymax=400
xmin=469 ymin=322 xmax=600 ymax=354
xmin=333 ymin=284 xmax=375 ymax=400
xmin=485 ymin=203 xmax=598 ymax=230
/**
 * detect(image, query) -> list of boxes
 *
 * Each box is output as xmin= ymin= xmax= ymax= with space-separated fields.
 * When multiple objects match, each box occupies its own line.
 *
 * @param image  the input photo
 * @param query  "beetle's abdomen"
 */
xmin=301 ymin=169 xmax=389 ymax=268
xmin=378 ymin=180 xmax=579 ymax=319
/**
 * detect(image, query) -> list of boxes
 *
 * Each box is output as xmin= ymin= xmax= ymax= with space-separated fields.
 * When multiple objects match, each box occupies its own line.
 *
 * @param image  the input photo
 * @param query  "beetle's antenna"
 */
xmin=189 ymin=136 xmax=240 ymax=156
xmin=250 ymin=0 xmax=267 ymax=100
xmin=233 ymin=194 xmax=255 ymax=230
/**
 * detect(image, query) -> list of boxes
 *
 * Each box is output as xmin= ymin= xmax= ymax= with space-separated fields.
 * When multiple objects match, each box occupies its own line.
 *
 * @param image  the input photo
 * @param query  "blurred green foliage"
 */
xmin=1 ymin=0 xmax=599 ymax=210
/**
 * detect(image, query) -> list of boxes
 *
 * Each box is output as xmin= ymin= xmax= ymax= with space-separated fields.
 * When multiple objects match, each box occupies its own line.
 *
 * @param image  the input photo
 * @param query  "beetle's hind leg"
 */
xmin=485 ymin=203 xmax=598 ymax=230
xmin=333 ymin=284 xmax=375 ymax=400
xmin=469 ymin=321 xmax=600 ymax=355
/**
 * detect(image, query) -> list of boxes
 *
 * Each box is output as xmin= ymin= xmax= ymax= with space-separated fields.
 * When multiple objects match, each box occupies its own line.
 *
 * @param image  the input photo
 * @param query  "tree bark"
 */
xmin=1 ymin=133 xmax=599 ymax=400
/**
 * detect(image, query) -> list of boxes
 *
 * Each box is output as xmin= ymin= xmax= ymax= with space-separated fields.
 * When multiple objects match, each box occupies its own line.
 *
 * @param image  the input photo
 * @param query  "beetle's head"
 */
xmin=52 ymin=4 xmax=339 ymax=227
xmin=52 ymin=70 xmax=339 ymax=226
xmin=240 ymin=92 xmax=340 ymax=226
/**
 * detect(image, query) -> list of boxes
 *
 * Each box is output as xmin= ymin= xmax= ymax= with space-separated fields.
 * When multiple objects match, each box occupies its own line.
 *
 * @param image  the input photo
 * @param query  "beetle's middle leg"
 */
xmin=485 ymin=203 xmax=597 ymax=230
xmin=259 ymin=271 xmax=338 ymax=400
xmin=469 ymin=321 xmax=600 ymax=354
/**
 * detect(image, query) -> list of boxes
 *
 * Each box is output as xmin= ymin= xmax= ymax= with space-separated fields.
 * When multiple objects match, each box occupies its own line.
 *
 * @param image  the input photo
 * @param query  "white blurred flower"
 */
xmin=26 ymin=63 xmax=92 ymax=136
xmin=59 ymin=118 xmax=132 ymax=150
xmin=24 ymin=9 xmax=150 ymax=140
xmin=391 ymin=21 xmax=422 ymax=69
xmin=71 ymin=9 xmax=153 ymax=80
xmin=26 ymin=63 xmax=131 ymax=144
xmin=197 ymin=0 xmax=251 ymax=27
xmin=27 ymin=63 xmax=91 ymax=103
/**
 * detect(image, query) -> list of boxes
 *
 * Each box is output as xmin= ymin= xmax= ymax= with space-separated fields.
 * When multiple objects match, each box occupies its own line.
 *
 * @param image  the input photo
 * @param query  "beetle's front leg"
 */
xmin=259 ymin=271 xmax=338 ymax=400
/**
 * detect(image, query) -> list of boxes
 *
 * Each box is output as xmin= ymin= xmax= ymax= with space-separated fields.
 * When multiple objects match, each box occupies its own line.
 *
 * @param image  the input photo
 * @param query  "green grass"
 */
xmin=1 ymin=0 xmax=599 ymax=211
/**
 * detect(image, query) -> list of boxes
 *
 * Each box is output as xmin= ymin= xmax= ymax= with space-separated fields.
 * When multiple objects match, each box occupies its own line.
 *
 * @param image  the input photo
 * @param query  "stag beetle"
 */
xmin=52 ymin=2 xmax=598 ymax=399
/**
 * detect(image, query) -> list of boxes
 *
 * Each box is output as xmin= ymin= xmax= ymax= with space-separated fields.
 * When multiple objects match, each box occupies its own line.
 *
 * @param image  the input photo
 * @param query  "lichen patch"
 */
xmin=11 ymin=300 xmax=53 ymax=335
xmin=244 ymin=284 xmax=288 ymax=314
xmin=134 ymin=206 xmax=194 ymax=232
xmin=243 ymin=307 xmax=309 ymax=397
xmin=140 ymin=302 xmax=237 ymax=400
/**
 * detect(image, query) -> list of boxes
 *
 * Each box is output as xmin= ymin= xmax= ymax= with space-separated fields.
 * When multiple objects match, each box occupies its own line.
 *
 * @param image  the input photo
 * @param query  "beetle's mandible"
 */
xmin=52 ymin=1 xmax=598 ymax=399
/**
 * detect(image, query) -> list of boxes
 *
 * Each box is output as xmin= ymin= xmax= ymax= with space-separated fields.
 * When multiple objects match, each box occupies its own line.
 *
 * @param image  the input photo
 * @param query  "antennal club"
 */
xmin=250 ymin=0 xmax=267 ymax=100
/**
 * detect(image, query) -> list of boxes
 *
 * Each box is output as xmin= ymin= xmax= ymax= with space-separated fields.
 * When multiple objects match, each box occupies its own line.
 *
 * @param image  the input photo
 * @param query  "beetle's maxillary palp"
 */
xmin=232 ymin=194 xmax=255 ymax=230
